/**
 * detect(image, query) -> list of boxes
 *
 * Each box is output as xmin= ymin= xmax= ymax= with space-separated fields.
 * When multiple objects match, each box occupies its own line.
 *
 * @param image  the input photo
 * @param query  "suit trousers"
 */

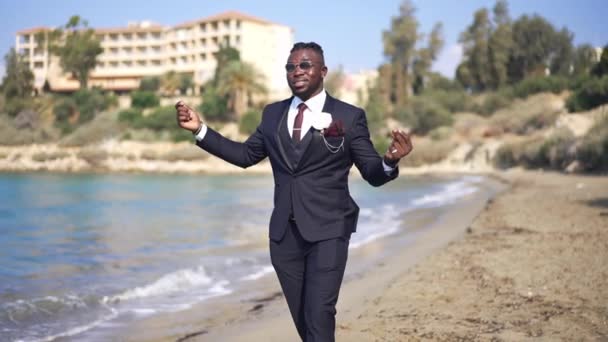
xmin=270 ymin=220 xmax=349 ymax=342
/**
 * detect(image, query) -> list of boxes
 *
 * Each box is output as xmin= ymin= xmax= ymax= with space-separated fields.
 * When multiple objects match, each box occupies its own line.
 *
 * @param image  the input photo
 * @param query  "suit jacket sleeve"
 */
xmin=349 ymin=108 xmax=398 ymax=187
xmin=196 ymin=123 xmax=267 ymax=169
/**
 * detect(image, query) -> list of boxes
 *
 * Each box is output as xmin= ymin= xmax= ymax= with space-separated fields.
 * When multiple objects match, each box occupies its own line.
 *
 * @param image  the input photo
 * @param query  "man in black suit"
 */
xmin=176 ymin=42 xmax=412 ymax=341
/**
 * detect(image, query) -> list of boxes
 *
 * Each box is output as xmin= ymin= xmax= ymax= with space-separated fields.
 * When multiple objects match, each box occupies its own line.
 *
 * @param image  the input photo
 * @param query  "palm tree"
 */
xmin=216 ymin=60 xmax=267 ymax=118
xmin=160 ymin=71 xmax=181 ymax=96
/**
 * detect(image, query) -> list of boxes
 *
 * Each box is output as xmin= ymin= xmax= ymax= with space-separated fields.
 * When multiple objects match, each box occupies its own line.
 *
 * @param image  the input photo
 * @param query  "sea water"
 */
xmin=0 ymin=172 xmax=484 ymax=341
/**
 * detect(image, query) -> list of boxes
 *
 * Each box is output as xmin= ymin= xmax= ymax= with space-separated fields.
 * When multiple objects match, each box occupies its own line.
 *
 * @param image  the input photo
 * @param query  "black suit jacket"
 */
xmin=197 ymin=93 xmax=398 ymax=242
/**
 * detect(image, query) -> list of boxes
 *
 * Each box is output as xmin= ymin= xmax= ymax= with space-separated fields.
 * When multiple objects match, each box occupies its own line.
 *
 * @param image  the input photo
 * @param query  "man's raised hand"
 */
xmin=175 ymin=101 xmax=202 ymax=133
xmin=384 ymin=129 xmax=413 ymax=165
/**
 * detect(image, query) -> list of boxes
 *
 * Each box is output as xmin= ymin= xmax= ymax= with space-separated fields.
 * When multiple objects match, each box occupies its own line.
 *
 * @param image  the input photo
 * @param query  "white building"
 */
xmin=15 ymin=11 xmax=293 ymax=99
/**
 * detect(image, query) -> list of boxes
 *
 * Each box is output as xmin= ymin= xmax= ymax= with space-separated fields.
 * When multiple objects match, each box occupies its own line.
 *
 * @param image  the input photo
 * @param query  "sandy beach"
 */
xmin=111 ymin=170 xmax=608 ymax=342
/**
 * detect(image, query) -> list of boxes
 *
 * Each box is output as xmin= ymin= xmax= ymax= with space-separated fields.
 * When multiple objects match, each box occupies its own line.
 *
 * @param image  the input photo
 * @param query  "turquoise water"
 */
xmin=0 ymin=173 xmax=484 ymax=341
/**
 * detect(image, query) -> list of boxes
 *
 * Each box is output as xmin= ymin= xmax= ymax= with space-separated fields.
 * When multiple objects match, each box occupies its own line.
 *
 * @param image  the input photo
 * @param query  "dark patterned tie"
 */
xmin=292 ymin=103 xmax=307 ymax=143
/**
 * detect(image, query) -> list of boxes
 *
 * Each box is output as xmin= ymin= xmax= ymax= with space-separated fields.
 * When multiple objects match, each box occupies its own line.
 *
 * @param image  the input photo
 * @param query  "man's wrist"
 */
xmin=192 ymin=122 xmax=203 ymax=135
xmin=383 ymin=156 xmax=399 ymax=168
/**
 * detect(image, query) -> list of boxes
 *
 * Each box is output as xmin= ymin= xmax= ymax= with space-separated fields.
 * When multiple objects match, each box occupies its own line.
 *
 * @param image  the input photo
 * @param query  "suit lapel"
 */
xmin=275 ymin=98 xmax=294 ymax=173
xmin=296 ymin=95 xmax=337 ymax=170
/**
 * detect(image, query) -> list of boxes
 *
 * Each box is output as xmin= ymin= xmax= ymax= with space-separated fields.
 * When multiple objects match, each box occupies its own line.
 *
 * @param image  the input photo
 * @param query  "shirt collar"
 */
xmin=292 ymin=90 xmax=327 ymax=113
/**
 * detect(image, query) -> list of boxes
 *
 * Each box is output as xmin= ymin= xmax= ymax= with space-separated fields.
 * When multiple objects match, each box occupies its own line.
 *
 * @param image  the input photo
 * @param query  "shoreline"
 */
xmin=101 ymin=174 xmax=506 ymax=341
xmin=108 ymin=170 xmax=607 ymax=341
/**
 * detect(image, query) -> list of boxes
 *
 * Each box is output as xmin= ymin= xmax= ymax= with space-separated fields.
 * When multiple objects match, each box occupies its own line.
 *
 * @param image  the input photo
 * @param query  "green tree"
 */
xmin=413 ymin=23 xmax=443 ymax=94
xmin=488 ymin=0 xmax=512 ymax=89
xmin=39 ymin=16 xmax=103 ymax=89
xmin=216 ymin=60 xmax=267 ymax=118
xmin=139 ymin=76 xmax=160 ymax=92
xmin=160 ymin=71 xmax=181 ymax=96
xmin=591 ymin=45 xmax=608 ymax=77
xmin=131 ymin=90 xmax=159 ymax=108
xmin=198 ymin=84 xmax=229 ymax=122
xmin=549 ymin=28 xmax=574 ymax=76
xmin=213 ymin=44 xmax=241 ymax=85
xmin=508 ymin=15 xmax=560 ymax=82
xmin=382 ymin=0 xmax=443 ymax=106
xmin=458 ymin=8 xmax=492 ymax=91
xmin=2 ymin=48 xmax=34 ymax=99
xmin=573 ymin=44 xmax=599 ymax=75
xmin=1 ymin=48 xmax=35 ymax=117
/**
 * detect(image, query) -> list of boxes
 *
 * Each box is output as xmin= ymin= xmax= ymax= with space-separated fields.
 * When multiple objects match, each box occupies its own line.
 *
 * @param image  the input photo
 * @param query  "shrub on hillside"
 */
xmin=400 ymin=138 xmax=453 ymax=167
xmin=490 ymin=96 xmax=562 ymax=135
xmin=395 ymin=97 xmax=453 ymax=135
xmin=131 ymin=91 xmax=159 ymax=109
xmin=474 ymin=91 xmax=513 ymax=116
xmin=140 ymin=106 xmax=176 ymax=131
xmin=566 ymin=75 xmax=608 ymax=112
xmin=239 ymin=109 xmax=261 ymax=135
xmin=576 ymin=114 xmax=608 ymax=171
xmin=117 ymin=108 xmax=144 ymax=127
xmin=139 ymin=76 xmax=160 ymax=92
xmin=493 ymin=129 xmax=576 ymax=170
xmin=420 ymin=90 xmax=474 ymax=113
xmin=511 ymin=76 xmax=569 ymax=99
xmin=72 ymin=88 xmax=117 ymax=123
xmin=199 ymin=85 xmax=230 ymax=122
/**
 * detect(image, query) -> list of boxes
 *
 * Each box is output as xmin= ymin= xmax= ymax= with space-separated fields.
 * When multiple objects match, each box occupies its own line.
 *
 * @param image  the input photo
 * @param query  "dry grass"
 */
xmin=401 ymin=137 xmax=455 ymax=167
xmin=489 ymin=93 xmax=564 ymax=135
xmin=31 ymin=151 xmax=71 ymax=162
xmin=160 ymin=145 xmax=209 ymax=162
xmin=60 ymin=110 xmax=125 ymax=147
xmin=77 ymin=148 xmax=109 ymax=167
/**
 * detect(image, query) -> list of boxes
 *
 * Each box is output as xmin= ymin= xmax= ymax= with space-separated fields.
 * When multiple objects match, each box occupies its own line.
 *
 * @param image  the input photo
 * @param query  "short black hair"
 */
xmin=290 ymin=42 xmax=325 ymax=64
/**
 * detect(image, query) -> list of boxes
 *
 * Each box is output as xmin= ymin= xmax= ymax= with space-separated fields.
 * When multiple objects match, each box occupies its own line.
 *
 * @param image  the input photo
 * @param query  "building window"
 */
xmin=34 ymin=61 xmax=44 ymax=69
xmin=171 ymin=57 xmax=176 ymax=65
xmin=110 ymin=61 xmax=118 ymax=67
xmin=152 ymin=32 xmax=161 ymax=40
xmin=200 ymin=53 xmax=206 ymax=61
xmin=122 ymin=60 xmax=132 ymax=66
xmin=122 ymin=47 xmax=132 ymax=54
xmin=151 ymin=59 xmax=161 ymax=66
xmin=136 ymin=60 xmax=146 ymax=66
xmin=123 ymin=33 xmax=132 ymax=41
xmin=110 ymin=47 xmax=119 ymax=54
xmin=200 ymin=23 xmax=206 ymax=33
xmin=151 ymin=46 xmax=161 ymax=54
xmin=110 ymin=34 xmax=118 ymax=41
xmin=137 ymin=46 xmax=147 ymax=54
xmin=223 ymin=20 xmax=230 ymax=29
xmin=211 ymin=21 xmax=218 ymax=31
xmin=200 ymin=38 xmax=207 ymax=47
xmin=137 ymin=32 xmax=147 ymax=40
xmin=18 ymin=35 xmax=31 ymax=44
xmin=236 ymin=20 xmax=241 ymax=29
xmin=223 ymin=35 xmax=230 ymax=45
xmin=235 ymin=35 xmax=241 ymax=44
xmin=97 ymin=62 xmax=105 ymax=68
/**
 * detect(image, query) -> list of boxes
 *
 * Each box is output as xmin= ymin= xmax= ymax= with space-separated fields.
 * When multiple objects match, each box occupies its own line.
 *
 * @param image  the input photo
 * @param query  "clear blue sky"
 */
xmin=0 ymin=0 xmax=606 ymax=80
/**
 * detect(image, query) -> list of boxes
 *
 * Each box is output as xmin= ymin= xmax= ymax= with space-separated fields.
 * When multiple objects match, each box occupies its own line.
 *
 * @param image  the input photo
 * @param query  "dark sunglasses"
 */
xmin=285 ymin=61 xmax=315 ymax=73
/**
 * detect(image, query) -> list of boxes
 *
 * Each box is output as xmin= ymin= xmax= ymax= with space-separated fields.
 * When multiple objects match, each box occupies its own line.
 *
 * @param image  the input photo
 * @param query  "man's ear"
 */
xmin=321 ymin=65 xmax=328 ymax=78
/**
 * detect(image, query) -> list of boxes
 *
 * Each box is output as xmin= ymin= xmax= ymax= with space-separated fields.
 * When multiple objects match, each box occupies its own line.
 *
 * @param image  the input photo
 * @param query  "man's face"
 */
xmin=286 ymin=49 xmax=327 ymax=101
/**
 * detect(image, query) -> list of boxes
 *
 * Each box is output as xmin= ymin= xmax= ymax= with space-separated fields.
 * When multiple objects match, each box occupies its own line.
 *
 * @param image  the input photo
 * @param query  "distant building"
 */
xmin=336 ymin=69 xmax=378 ymax=107
xmin=595 ymin=46 xmax=604 ymax=61
xmin=15 ymin=11 xmax=293 ymax=99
